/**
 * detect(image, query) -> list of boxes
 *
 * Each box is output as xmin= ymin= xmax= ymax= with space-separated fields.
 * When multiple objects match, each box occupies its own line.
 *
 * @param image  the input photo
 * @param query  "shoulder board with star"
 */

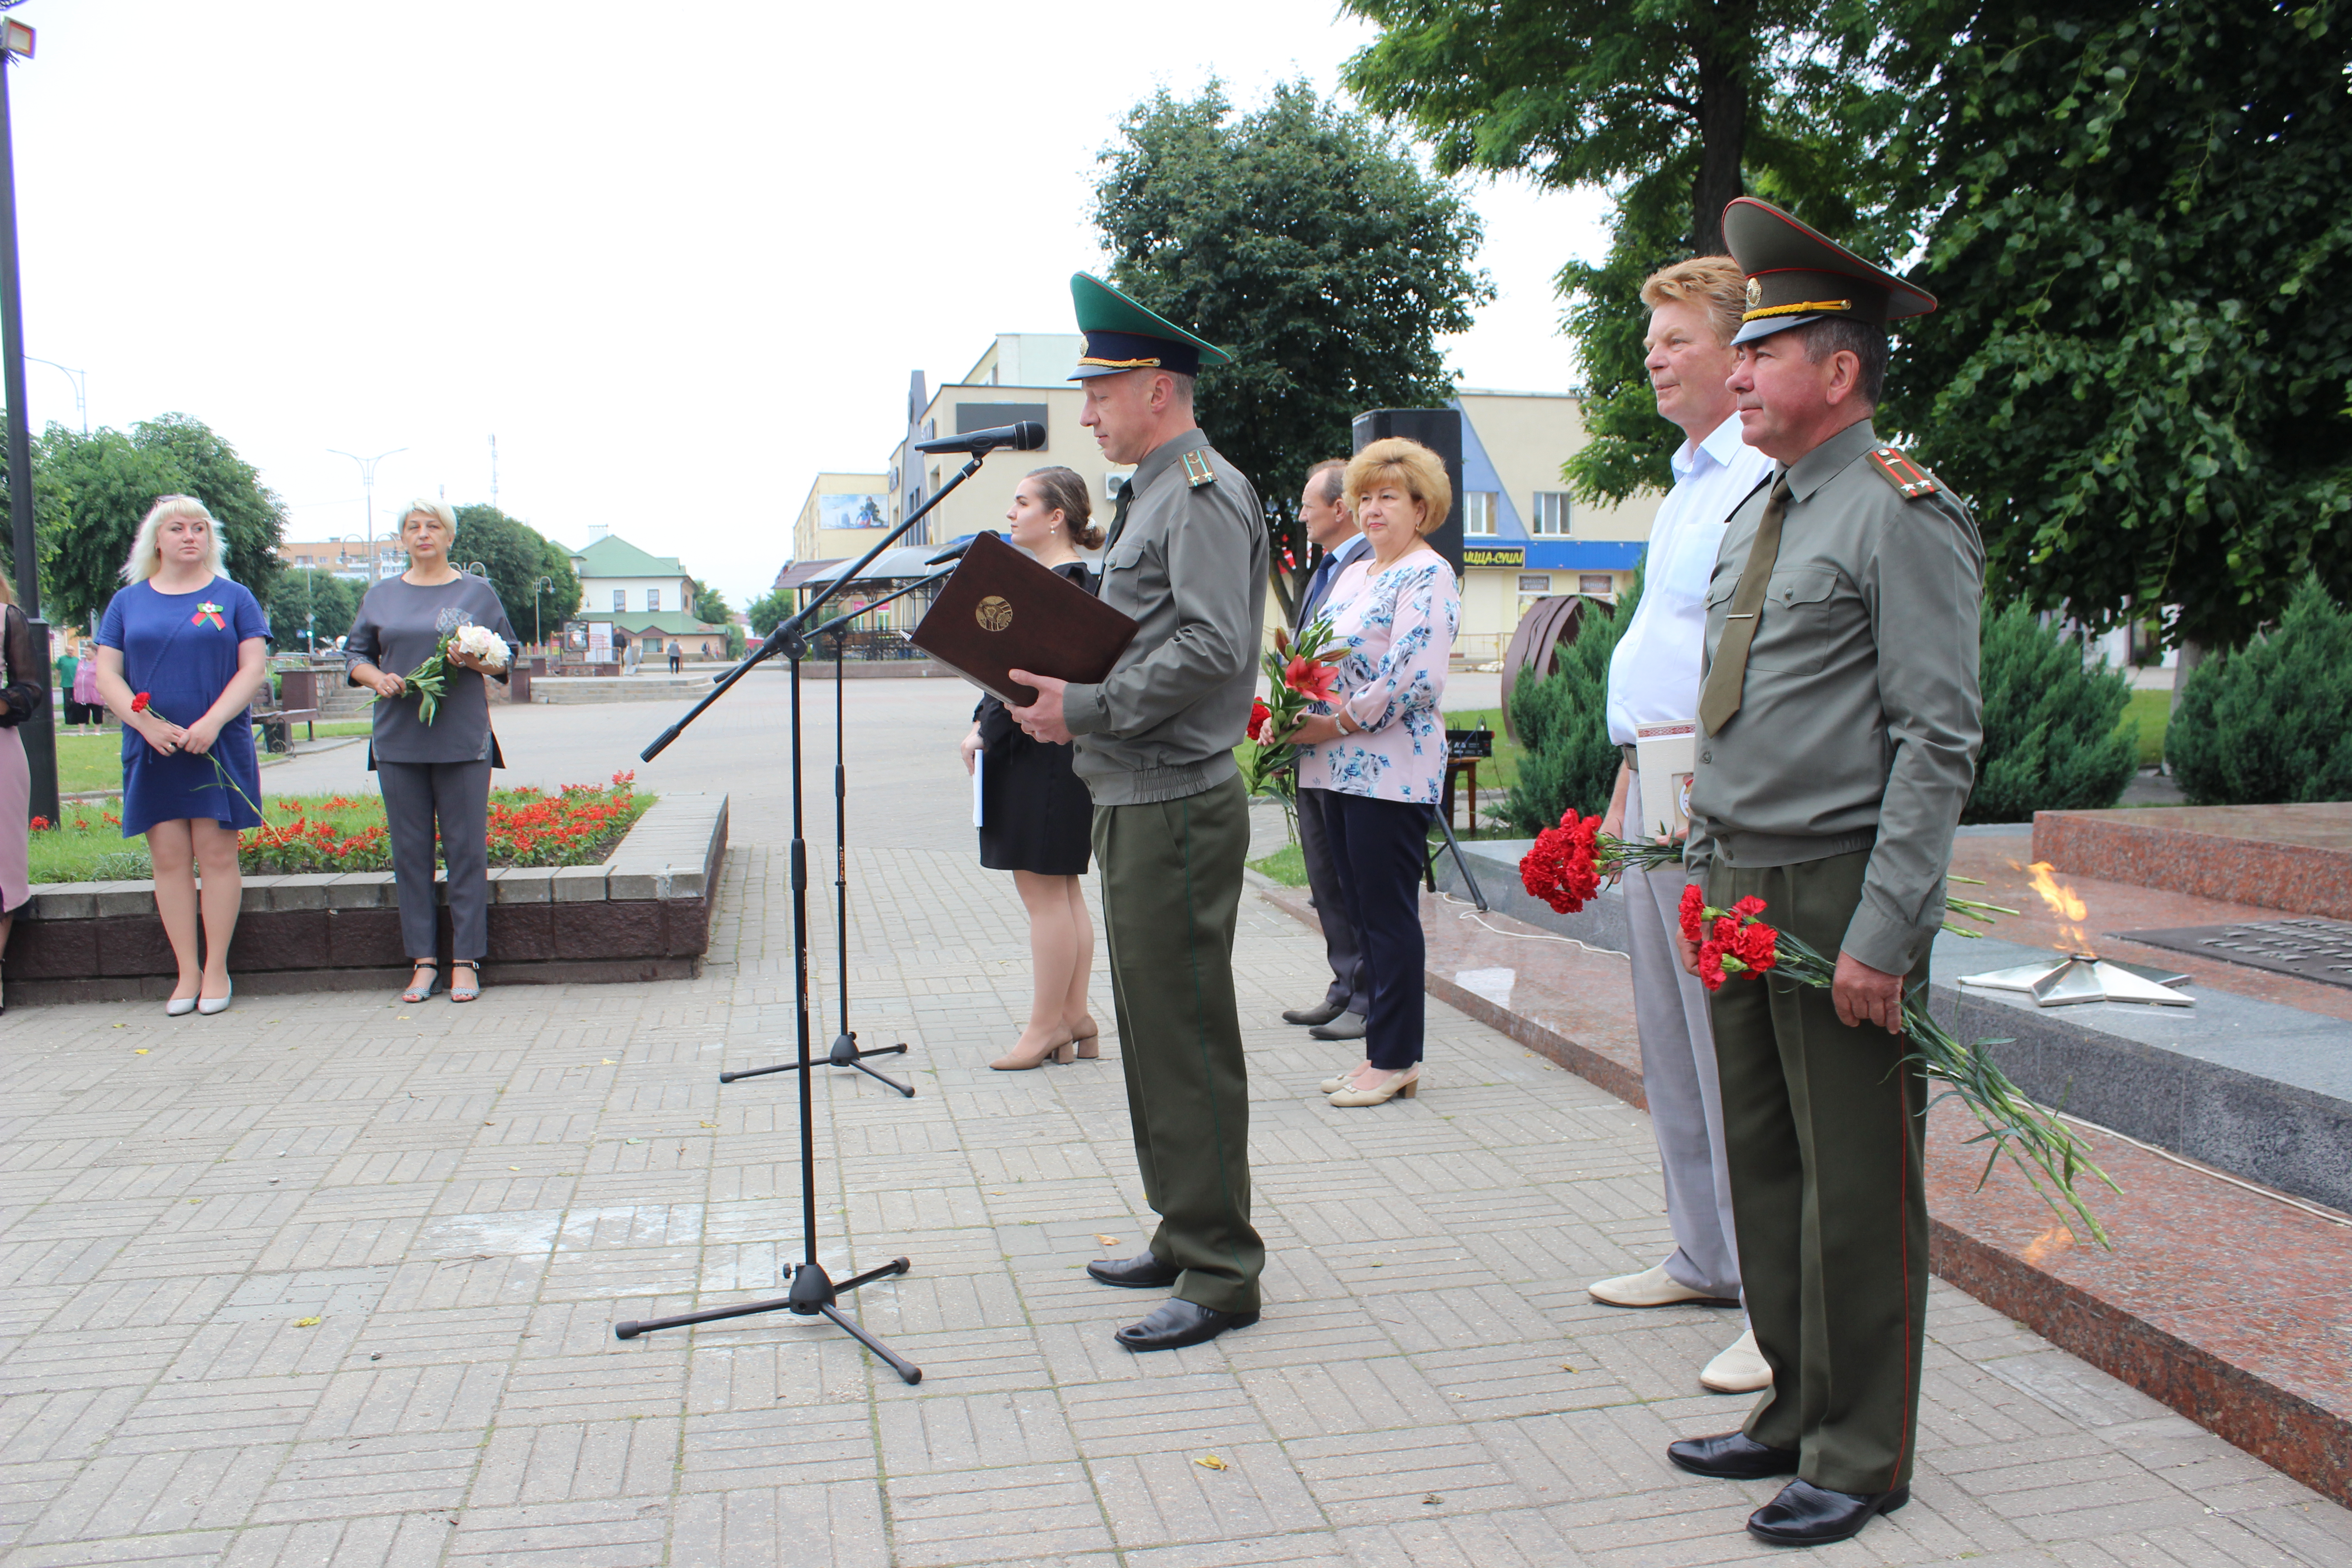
xmin=1865 ymin=446 xmax=1940 ymax=500
xmin=1181 ymin=450 xmax=1215 ymax=488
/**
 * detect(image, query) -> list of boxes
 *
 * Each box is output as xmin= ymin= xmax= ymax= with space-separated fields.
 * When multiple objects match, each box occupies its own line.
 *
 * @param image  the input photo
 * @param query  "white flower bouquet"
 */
xmin=406 ymin=622 xmax=510 ymax=724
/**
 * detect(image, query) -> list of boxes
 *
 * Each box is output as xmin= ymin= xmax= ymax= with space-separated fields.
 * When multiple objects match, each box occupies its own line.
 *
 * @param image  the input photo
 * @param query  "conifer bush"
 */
xmin=2167 ymin=578 xmax=2352 ymax=806
xmin=1964 ymin=599 xmax=2139 ymax=824
xmin=1500 ymin=577 xmax=1636 ymax=834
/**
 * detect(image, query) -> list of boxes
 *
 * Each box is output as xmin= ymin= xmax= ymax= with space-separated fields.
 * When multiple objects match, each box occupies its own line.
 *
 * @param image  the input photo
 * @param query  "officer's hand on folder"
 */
xmin=1006 ymin=670 xmax=1071 ymax=745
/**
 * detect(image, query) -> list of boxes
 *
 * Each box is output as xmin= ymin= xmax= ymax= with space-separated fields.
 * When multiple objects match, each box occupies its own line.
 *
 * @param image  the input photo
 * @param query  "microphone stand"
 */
xmin=613 ymin=446 xmax=1005 ymax=1382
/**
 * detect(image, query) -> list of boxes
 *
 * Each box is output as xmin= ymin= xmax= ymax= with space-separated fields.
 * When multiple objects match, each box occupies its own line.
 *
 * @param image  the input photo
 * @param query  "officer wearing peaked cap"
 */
xmin=1004 ymin=274 xmax=1269 ymax=1353
xmin=1663 ymin=199 xmax=1984 ymax=1548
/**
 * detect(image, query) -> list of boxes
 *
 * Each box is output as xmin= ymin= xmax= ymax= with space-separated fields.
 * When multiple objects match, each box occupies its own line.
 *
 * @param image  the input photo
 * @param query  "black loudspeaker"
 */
xmin=1350 ymin=407 xmax=1465 ymax=579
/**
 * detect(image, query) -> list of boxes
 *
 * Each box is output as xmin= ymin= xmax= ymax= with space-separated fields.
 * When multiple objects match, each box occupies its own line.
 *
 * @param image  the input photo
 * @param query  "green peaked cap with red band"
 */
xmin=1067 ymin=273 xmax=1235 ymax=381
xmin=1723 ymin=197 xmax=1937 ymax=346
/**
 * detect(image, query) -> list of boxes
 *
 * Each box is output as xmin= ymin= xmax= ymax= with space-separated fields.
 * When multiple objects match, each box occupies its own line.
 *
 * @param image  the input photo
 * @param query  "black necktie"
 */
xmin=1102 ymin=483 xmax=1136 ymax=554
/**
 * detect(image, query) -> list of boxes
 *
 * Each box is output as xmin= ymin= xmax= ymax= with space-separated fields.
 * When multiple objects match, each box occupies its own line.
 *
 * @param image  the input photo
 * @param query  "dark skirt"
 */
xmin=976 ymin=696 xmax=1093 ymax=876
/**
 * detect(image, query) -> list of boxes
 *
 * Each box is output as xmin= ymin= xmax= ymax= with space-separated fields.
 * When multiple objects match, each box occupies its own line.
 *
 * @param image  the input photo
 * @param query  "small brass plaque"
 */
xmin=975 ymin=595 xmax=1014 ymax=632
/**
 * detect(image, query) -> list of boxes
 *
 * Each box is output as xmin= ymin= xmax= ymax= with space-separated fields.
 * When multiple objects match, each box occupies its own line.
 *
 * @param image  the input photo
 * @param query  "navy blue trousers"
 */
xmin=1323 ymin=793 xmax=1432 ymax=1071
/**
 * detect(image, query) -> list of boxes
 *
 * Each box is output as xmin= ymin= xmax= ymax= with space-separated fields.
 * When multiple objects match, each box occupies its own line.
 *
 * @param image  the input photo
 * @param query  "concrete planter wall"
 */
xmin=8 ymin=792 xmax=728 ymax=1005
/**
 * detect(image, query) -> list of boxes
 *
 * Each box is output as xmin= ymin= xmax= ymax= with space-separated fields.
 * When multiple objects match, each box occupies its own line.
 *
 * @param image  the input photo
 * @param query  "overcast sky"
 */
xmin=8 ymin=1 xmax=1608 ymax=612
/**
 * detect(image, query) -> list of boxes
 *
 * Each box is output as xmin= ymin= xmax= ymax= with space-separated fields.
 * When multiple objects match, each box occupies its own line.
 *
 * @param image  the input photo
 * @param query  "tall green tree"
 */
xmin=1878 ymin=0 xmax=2352 ymax=652
xmin=266 ymin=567 xmax=362 ymax=652
xmin=690 ymin=581 xmax=730 ymax=626
xmin=451 ymin=504 xmax=582 ymax=648
xmin=35 ymin=415 xmax=289 ymax=633
xmin=746 ymin=587 xmax=792 ymax=637
xmin=1093 ymin=80 xmax=1491 ymax=626
xmin=1342 ymin=0 xmax=1903 ymax=502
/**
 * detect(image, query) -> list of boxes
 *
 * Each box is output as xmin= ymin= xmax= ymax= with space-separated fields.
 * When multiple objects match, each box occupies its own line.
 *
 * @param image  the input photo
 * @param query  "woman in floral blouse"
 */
xmin=1284 ymin=438 xmax=1461 ymax=1107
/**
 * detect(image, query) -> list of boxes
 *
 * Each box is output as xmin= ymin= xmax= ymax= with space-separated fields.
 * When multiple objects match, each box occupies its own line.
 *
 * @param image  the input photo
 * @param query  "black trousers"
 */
xmin=1294 ymin=786 xmax=1367 ymax=1015
xmin=1325 ymin=793 xmax=1431 ymax=1071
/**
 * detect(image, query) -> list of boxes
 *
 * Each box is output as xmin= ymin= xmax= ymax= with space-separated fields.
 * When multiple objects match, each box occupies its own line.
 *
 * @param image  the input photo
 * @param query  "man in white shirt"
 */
xmin=1587 ymin=257 xmax=1776 ymax=1394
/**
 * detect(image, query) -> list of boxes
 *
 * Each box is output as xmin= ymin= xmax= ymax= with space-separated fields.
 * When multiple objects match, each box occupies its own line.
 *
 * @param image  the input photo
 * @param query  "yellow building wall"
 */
xmin=793 ymin=471 xmax=892 ymax=566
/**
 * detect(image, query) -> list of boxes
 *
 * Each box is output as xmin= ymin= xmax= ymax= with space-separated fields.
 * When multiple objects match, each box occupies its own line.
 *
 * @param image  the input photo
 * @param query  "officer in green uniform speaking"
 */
xmin=1005 ymin=274 xmax=1269 ymax=1352
xmin=1665 ymin=199 xmax=1984 ymax=1547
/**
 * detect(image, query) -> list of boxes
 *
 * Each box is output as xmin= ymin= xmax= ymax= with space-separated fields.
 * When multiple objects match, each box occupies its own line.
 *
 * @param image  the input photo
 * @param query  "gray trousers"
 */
xmin=377 ymin=759 xmax=493 ymax=962
xmin=1294 ymin=786 xmax=1368 ymax=1015
xmin=1622 ymin=801 xmax=1742 ymax=1300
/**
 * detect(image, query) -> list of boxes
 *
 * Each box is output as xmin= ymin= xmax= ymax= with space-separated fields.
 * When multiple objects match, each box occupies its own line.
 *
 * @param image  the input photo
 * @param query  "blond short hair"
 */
xmin=122 ymin=495 xmax=226 ymax=583
xmin=1344 ymin=438 xmax=1450 ymax=535
xmin=398 ymin=498 xmax=458 ymax=543
xmin=1640 ymin=256 xmax=1746 ymax=347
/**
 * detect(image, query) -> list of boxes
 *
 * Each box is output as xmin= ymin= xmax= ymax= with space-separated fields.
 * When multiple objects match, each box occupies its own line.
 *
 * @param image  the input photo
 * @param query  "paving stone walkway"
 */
xmin=2 ymin=838 xmax=2347 ymax=1567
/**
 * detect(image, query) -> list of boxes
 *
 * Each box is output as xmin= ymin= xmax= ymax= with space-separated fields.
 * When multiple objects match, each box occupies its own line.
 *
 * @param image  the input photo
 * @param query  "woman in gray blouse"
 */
xmin=346 ymin=500 xmax=519 ymax=1003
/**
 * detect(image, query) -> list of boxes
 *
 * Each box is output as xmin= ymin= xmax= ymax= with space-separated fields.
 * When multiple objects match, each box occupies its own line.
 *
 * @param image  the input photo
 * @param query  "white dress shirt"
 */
xmin=1606 ymin=412 xmax=1776 ymax=746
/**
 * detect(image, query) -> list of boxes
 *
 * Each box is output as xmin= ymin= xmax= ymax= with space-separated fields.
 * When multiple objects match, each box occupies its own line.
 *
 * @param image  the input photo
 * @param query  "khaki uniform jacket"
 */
xmin=1063 ymin=429 xmax=1267 ymax=807
xmin=1685 ymin=419 xmax=1984 ymax=975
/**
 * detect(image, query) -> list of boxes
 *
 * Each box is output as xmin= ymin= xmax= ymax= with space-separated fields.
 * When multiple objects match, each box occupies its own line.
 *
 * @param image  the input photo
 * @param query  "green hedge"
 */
xmin=1499 ymin=576 xmax=1636 ymax=834
xmin=1965 ymin=599 xmax=2138 ymax=823
xmin=2168 ymin=578 xmax=2352 ymax=805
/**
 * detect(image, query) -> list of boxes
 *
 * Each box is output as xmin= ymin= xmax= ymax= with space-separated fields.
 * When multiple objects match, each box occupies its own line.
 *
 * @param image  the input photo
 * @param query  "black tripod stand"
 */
xmin=611 ymin=448 xmax=1005 ymax=1382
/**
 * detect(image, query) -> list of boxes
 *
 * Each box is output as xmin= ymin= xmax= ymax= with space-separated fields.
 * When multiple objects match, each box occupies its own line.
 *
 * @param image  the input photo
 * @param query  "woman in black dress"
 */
xmin=960 ymin=466 xmax=1103 ymax=1069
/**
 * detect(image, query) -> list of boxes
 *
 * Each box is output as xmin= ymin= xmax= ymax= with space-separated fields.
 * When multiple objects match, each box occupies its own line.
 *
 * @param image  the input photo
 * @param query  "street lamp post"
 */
xmin=0 ymin=12 xmax=56 ymax=823
xmin=328 ymin=446 xmax=406 ymax=584
xmin=24 ymin=353 xmax=79 ymax=432
xmin=534 ymin=575 xmax=553 ymax=650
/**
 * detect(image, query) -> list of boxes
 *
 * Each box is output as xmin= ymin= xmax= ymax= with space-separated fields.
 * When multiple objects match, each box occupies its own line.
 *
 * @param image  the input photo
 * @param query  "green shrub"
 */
xmin=2167 ymin=577 xmax=2352 ymax=805
xmin=1499 ymin=576 xmax=1637 ymax=834
xmin=1965 ymin=599 xmax=2139 ymax=823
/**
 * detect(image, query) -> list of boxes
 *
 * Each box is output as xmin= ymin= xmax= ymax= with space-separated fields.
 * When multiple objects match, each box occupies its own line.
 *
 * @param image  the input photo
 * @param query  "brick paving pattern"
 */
xmin=3 ymin=831 xmax=2348 ymax=1565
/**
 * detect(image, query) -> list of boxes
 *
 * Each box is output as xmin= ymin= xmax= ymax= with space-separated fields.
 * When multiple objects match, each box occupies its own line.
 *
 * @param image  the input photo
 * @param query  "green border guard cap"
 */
xmin=1067 ymin=273 xmax=1235 ymax=381
xmin=1723 ymin=197 xmax=1937 ymax=346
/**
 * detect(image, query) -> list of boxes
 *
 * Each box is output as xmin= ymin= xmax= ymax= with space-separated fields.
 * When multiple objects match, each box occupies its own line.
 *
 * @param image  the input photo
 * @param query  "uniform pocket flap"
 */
xmin=1105 ymin=538 xmax=1147 ymax=573
xmin=1767 ymin=568 xmax=1838 ymax=608
xmin=1704 ymin=574 xmax=1740 ymax=609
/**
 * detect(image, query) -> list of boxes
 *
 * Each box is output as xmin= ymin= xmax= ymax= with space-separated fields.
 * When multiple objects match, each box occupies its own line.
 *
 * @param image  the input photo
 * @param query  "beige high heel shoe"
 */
xmin=1327 ymin=1066 xmax=1421 ymax=1107
xmin=1067 ymin=1020 xmax=1102 ymax=1060
xmin=1319 ymin=1060 xmax=1372 ymax=1095
xmin=992 ymin=1030 xmax=1076 ymax=1071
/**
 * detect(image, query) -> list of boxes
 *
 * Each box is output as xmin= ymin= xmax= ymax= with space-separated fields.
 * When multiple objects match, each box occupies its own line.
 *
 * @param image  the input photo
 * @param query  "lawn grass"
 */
xmin=53 ymin=719 xmax=374 ymax=796
xmin=1248 ymin=839 xmax=1308 ymax=887
xmin=2119 ymin=688 xmax=2169 ymax=768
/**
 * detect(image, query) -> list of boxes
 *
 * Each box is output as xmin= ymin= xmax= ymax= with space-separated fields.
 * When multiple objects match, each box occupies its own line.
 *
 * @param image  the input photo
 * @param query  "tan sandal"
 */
xmin=449 ymin=960 xmax=481 ymax=1003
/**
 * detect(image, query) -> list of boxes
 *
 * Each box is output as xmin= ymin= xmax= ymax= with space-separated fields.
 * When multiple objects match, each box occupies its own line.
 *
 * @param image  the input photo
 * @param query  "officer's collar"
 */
xmin=1128 ymin=427 xmax=1213 ymax=495
xmin=1785 ymin=418 xmax=1881 ymax=500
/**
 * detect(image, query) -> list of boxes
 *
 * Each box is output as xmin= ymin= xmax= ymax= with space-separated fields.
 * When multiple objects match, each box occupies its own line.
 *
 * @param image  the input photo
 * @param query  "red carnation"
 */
xmin=1711 ymin=913 xmax=1741 ymax=947
xmin=1734 ymin=920 xmax=1779 ymax=974
xmin=1247 ymin=698 xmax=1272 ymax=742
xmin=131 ymin=691 xmax=151 ymax=714
xmin=1696 ymin=942 xmax=1727 ymax=991
xmin=1678 ymin=883 xmax=1705 ymax=941
xmin=1730 ymin=895 xmax=1768 ymax=920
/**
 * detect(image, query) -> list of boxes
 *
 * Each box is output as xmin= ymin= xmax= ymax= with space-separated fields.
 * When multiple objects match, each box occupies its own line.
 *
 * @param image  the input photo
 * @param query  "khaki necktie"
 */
xmin=1697 ymin=473 xmax=1793 ymax=736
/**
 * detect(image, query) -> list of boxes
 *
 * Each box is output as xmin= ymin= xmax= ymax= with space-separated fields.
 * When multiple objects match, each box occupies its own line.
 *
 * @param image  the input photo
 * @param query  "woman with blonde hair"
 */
xmin=91 ymin=495 xmax=271 ymax=1015
xmin=346 ymin=500 xmax=517 ymax=1004
xmin=0 ymin=569 xmax=40 ymax=1009
xmin=959 ymin=466 xmax=1105 ymax=1069
xmin=1282 ymin=437 xmax=1461 ymax=1107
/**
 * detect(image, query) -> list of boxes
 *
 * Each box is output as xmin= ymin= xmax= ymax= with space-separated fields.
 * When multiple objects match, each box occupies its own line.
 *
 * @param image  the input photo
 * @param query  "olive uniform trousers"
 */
xmin=1092 ymin=772 xmax=1264 ymax=1315
xmin=1705 ymin=848 xmax=1930 ymax=1496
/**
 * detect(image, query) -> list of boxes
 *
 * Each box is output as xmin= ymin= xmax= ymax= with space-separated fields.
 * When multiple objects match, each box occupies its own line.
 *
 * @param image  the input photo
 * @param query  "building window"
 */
xmin=1531 ymin=492 xmax=1572 ymax=535
xmin=647 ymin=589 xmax=661 ymax=612
xmin=612 ymin=590 xmax=625 ymax=611
xmin=1464 ymin=491 xmax=1498 ymax=536
xmin=1580 ymin=573 xmax=1615 ymax=595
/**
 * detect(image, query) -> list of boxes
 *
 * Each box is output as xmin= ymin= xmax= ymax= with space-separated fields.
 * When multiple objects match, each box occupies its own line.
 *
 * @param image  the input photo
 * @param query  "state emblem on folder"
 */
xmin=909 ymin=532 xmax=1139 ymax=708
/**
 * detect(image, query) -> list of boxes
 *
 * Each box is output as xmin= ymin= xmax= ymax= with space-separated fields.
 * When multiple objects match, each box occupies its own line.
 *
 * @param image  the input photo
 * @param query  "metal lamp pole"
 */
xmin=328 ymin=446 xmax=405 ymax=584
xmin=24 ymin=352 xmax=78 ymax=432
xmin=534 ymin=575 xmax=552 ymax=651
xmin=0 ymin=12 xmax=55 ymax=823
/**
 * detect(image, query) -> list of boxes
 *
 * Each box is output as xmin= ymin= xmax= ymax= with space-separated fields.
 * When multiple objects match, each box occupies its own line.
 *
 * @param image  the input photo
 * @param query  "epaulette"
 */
xmin=1181 ymin=450 xmax=1215 ymax=488
xmin=1865 ymin=446 xmax=1939 ymax=499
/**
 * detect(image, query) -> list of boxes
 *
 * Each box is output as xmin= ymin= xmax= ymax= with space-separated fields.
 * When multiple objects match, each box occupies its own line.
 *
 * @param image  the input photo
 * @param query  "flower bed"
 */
xmin=29 ymin=774 xmax=651 ymax=882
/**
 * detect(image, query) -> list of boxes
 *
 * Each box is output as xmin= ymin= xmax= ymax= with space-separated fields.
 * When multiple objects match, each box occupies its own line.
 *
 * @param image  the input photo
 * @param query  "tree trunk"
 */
xmin=1689 ymin=15 xmax=1751 ymax=253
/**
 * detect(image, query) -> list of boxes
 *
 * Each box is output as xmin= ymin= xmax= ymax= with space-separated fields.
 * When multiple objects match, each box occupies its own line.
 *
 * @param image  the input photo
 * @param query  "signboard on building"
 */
xmin=588 ymin=621 xmax=612 ymax=658
xmin=819 ymin=493 xmax=887 ymax=529
xmin=1461 ymin=543 xmax=1527 ymax=568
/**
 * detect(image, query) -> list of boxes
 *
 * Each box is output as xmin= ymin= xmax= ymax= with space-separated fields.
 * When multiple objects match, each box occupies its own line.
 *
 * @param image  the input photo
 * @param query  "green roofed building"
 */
xmin=563 ymin=527 xmax=729 ymax=659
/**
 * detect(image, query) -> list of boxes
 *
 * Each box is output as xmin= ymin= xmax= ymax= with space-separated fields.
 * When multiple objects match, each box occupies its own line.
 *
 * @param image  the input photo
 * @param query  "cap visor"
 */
xmin=1730 ymin=313 xmax=1819 ymax=347
xmin=1067 ymin=363 xmax=1133 ymax=381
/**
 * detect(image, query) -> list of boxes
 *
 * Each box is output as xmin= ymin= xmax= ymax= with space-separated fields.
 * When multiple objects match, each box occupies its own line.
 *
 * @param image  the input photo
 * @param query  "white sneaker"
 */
xmin=1587 ymin=1262 xmax=1731 ymax=1308
xmin=1701 ymin=1328 xmax=1773 ymax=1393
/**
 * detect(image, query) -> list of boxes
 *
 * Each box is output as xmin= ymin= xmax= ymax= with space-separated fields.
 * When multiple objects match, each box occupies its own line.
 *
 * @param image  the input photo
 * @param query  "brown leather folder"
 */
xmin=907 ymin=531 xmax=1139 ymax=707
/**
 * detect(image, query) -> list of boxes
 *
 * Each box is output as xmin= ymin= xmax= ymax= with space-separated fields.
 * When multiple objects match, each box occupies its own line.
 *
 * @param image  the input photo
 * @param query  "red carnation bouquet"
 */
xmin=1680 ymin=885 xmax=2115 ymax=1244
xmin=1518 ymin=808 xmax=1697 ymax=914
xmin=1242 ymin=618 xmax=1344 ymax=802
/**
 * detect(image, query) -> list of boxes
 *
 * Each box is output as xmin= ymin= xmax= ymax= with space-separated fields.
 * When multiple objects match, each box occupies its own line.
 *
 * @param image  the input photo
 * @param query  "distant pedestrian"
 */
xmin=666 ymin=643 xmax=681 ymax=674
xmin=91 ymin=495 xmax=270 ymax=1018
xmin=960 ymin=466 xmax=1102 ymax=1071
xmin=345 ymin=500 xmax=519 ymax=1006
xmin=71 ymin=635 xmax=103 ymax=727
xmin=1283 ymin=438 xmax=1460 ymax=1108
xmin=0 ymin=567 xmax=39 ymax=1011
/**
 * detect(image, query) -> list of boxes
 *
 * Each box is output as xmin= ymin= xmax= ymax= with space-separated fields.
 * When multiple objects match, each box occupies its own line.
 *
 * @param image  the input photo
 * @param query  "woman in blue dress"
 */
xmin=92 ymin=495 xmax=270 ymax=1017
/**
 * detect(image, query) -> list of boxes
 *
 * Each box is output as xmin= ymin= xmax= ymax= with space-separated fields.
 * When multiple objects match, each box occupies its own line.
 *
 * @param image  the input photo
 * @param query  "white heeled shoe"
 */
xmin=196 ymin=980 xmax=233 ymax=1016
xmin=166 ymin=992 xmax=198 ymax=1018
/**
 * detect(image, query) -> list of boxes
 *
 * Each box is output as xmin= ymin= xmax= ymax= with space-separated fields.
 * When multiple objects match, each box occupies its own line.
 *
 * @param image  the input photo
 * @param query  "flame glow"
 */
xmin=2025 ymin=862 xmax=2091 ymax=949
xmin=2021 ymin=1225 xmax=2075 ymax=1266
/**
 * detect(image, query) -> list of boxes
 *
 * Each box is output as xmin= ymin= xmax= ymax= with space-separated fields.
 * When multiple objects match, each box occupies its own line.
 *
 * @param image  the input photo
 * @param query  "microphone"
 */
xmin=912 ymin=421 xmax=1046 ymax=455
xmin=925 ymin=532 xmax=1000 ymax=566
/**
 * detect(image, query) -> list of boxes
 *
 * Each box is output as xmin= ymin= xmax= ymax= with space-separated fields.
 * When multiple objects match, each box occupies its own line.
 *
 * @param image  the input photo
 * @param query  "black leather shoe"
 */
xmin=1087 ymin=1252 xmax=1180 ymax=1289
xmin=1113 ymin=1297 xmax=1258 ymax=1352
xmin=1746 ymin=1479 xmax=1909 ymax=1545
xmin=1666 ymin=1431 xmax=1801 ymax=1480
xmin=1308 ymin=1011 xmax=1367 ymax=1040
xmin=1282 ymin=999 xmax=1348 ymax=1026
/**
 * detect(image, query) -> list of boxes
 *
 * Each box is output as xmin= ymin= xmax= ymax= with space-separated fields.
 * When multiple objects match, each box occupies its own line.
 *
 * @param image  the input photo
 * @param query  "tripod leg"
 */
xmin=818 ymin=1302 xmax=921 ymax=1384
xmin=834 ymin=1256 xmax=912 ymax=1294
xmin=849 ymin=1058 xmax=916 ymax=1097
xmin=615 ymin=1291 xmax=799 ymax=1340
xmin=1434 ymin=810 xmax=1488 ymax=911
